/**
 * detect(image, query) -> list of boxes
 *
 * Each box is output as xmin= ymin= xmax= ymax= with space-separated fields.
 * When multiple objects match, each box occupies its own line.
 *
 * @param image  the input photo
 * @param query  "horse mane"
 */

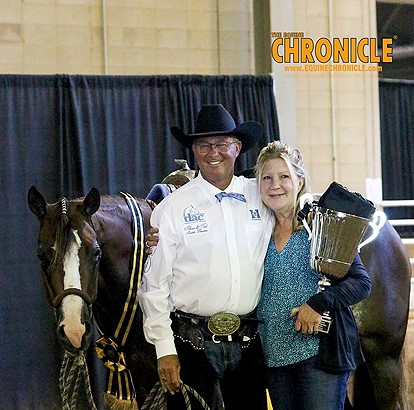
xmin=98 ymin=195 xmax=127 ymax=211
xmin=49 ymin=203 xmax=71 ymax=273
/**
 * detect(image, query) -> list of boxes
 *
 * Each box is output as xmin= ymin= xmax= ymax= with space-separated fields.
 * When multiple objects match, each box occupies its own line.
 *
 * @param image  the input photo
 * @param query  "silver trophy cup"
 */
xmin=299 ymin=193 xmax=386 ymax=332
xmin=300 ymin=193 xmax=386 ymax=279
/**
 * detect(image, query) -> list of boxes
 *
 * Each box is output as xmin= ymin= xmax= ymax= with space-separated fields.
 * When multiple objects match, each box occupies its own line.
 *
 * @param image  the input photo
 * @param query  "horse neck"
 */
xmin=92 ymin=199 xmax=144 ymax=335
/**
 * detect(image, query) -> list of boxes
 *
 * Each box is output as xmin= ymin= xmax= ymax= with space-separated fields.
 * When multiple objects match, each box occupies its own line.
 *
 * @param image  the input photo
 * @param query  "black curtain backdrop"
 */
xmin=0 ymin=74 xmax=279 ymax=409
xmin=379 ymin=78 xmax=414 ymax=237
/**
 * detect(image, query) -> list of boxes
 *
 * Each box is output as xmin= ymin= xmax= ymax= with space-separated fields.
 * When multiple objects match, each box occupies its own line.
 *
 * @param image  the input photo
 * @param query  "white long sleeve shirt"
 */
xmin=139 ymin=174 xmax=273 ymax=359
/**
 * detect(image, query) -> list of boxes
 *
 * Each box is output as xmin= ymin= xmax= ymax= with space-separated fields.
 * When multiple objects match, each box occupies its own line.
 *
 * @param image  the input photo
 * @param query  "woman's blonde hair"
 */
xmin=255 ymin=141 xmax=311 ymax=231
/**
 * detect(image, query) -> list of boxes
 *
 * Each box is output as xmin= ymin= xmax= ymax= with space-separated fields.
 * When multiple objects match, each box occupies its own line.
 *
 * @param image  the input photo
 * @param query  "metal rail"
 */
xmin=377 ymin=200 xmax=414 ymax=268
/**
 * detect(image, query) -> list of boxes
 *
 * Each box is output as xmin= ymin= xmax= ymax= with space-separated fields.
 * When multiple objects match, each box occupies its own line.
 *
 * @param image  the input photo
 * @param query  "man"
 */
xmin=139 ymin=104 xmax=273 ymax=409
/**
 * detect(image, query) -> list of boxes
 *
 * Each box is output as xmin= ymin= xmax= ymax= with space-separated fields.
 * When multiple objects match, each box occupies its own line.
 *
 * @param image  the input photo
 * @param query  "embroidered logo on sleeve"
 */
xmin=249 ymin=209 xmax=262 ymax=221
xmin=183 ymin=205 xmax=208 ymax=234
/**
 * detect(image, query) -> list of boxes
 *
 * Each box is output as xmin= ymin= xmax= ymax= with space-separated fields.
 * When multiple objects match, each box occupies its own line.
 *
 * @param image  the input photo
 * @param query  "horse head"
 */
xmin=28 ymin=186 xmax=101 ymax=353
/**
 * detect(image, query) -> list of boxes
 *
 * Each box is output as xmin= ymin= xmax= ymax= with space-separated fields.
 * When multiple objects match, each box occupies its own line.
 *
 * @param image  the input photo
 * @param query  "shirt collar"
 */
xmin=196 ymin=173 xmax=240 ymax=203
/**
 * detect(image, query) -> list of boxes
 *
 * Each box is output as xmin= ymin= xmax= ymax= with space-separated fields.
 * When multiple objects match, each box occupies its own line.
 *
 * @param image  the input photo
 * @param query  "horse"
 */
xmin=351 ymin=220 xmax=412 ymax=410
xmin=28 ymin=186 xmax=158 ymax=409
xmin=28 ymin=186 xmax=412 ymax=410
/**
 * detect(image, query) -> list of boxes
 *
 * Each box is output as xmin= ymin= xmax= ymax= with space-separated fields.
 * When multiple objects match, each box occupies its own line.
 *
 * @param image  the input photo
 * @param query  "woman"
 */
xmin=255 ymin=141 xmax=371 ymax=410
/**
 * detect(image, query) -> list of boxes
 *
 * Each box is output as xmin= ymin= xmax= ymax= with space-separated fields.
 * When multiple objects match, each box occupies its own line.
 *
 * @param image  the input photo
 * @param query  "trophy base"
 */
xmin=318 ymin=314 xmax=332 ymax=334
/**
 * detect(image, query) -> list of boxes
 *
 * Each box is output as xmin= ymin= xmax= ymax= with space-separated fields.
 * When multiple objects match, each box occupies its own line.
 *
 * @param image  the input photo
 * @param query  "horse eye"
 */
xmin=93 ymin=247 xmax=102 ymax=262
xmin=37 ymin=248 xmax=51 ymax=267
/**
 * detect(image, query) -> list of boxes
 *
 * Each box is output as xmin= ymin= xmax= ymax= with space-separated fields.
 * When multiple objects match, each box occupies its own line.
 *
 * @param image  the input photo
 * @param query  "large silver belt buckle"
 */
xmin=207 ymin=312 xmax=240 ymax=336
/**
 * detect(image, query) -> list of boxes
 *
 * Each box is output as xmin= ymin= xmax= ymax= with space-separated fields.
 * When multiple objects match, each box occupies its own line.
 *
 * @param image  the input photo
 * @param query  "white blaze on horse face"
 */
xmin=61 ymin=230 xmax=85 ymax=349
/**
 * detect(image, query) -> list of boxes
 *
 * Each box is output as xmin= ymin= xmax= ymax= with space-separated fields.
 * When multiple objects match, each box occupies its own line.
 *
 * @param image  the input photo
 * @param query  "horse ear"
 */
xmin=28 ymin=186 xmax=47 ymax=219
xmin=83 ymin=187 xmax=100 ymax=216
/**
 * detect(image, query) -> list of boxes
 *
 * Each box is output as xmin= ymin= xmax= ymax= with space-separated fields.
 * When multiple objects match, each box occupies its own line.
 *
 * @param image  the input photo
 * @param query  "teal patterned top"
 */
xmin=258 ymin=228 xmax=320 ymax=367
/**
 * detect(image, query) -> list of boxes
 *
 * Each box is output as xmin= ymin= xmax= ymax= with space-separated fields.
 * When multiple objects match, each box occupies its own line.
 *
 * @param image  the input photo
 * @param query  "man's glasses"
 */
xmin=195 ymin=140 xmax=238 ymax=154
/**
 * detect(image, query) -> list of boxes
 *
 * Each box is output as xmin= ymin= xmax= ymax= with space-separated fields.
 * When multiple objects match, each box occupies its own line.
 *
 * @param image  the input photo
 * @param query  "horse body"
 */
xmin=28 ymin=187 xmax=158 ymax=408
xmin=352 ymin=221 xmax=411 ymax=409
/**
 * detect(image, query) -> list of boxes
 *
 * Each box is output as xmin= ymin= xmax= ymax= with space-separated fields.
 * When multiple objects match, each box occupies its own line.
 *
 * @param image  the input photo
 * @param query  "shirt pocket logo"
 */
xmin=249 ymin=208 xmax=262 ymax=221
xmin=183 ymin=205 xmax=208 ymax=234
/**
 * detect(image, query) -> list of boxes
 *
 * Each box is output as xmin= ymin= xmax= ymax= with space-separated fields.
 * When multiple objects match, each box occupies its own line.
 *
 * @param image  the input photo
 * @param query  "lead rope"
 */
xmin=141 ymin=382 xmax=210 ymax=410
xmin=59 ymin=350 xmax=97 ymax=410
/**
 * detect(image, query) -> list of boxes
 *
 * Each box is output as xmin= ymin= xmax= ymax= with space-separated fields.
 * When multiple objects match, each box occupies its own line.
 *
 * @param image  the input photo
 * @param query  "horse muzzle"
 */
xmin=55 ymin=293 xmax=94 ymax=353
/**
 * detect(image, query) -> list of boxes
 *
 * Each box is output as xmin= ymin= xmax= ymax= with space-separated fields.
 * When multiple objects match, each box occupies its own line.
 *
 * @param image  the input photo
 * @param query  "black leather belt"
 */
xmin=172 ymin=310 xmax=258 ymax=345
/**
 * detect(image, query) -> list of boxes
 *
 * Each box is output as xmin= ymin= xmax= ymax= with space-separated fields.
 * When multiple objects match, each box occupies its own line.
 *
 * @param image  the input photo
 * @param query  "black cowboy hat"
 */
xmin=170 ymin=104 xmax=262 ymax=153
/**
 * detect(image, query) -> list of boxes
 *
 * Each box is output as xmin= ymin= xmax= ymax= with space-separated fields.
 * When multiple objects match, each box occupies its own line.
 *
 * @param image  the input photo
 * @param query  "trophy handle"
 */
xmin=358 ymin=211 xmax=387 ymax=251
xmin=299 ymin=193 xmax=314 ymax=239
